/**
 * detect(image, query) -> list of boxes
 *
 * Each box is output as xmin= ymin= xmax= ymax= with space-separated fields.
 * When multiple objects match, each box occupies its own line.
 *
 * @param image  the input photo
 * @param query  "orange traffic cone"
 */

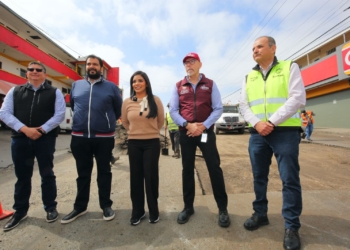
xmin=0 ymin=202 xmax=14 ymax=220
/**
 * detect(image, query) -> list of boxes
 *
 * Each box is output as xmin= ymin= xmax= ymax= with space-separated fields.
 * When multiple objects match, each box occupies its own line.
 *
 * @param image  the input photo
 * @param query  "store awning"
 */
xmin=0 ymin=80 xmax=17 ymax=95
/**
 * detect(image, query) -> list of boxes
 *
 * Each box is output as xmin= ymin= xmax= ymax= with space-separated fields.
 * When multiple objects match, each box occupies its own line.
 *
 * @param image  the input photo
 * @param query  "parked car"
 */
xmin=215 ymin=105 xmax=246 ymax=134
xmin=59 ymin=104 xmax=73 ymax=133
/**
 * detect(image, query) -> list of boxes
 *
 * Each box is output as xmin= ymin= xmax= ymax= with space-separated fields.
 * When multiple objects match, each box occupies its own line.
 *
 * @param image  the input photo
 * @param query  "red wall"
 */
xmin=107 ymin=67 xmax=119 ymax=86
xmin=0 ymin=26 xmax=82 ymax=81
xmin=0 ymin=70 xmax=27 ymax=84
xmin=301 ymin=55 xmax=338 ymax=87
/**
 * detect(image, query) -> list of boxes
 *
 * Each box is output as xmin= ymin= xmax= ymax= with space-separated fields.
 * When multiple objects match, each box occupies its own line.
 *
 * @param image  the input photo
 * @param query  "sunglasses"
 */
xmin=27 ymin=68 xmax=44 ymax=72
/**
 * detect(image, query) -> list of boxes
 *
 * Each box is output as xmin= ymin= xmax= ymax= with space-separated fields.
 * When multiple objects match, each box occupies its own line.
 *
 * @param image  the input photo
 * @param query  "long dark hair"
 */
xmin=129 ymin=71 xmax=158 ymax=119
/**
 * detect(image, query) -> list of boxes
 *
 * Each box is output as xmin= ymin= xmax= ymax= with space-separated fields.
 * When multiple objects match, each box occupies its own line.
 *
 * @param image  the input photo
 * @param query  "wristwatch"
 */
xmin=183 ymin=121 xmax=188 ymax=128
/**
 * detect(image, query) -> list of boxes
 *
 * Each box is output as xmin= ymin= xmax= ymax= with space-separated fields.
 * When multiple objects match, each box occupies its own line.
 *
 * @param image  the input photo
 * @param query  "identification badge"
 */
xmin=201 ymin=133 xmax=207 ymax=143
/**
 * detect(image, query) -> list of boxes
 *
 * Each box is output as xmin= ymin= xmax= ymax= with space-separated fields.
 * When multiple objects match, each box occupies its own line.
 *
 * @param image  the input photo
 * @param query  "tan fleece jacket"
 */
xmin=121 ymin=96 xmax=164 ymax=139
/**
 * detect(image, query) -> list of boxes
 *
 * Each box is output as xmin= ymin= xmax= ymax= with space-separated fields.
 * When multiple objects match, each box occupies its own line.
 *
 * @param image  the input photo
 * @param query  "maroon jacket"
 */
xmin=176 ymin=74 xmax=214 ymax=130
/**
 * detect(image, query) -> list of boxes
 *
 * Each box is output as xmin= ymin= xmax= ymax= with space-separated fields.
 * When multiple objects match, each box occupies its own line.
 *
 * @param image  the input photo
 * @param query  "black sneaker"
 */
xmin=243 ymin=213 xmax=269 ymax=230
xmin=149 ymin=217 xmax=159 ymax=224
xmin=46 ymin=208 xmax=59 ymax=223
xmin=283 ymin=229 xmax=301 ymax=250
xmin=103 ymin=207 xmax=115 ymax=221
xmin=130 ymin=213 xmax=145 ymax=226
xmin=177 ymin=208 xmax=194 ymax=224
xmin=61 ymin=209 xmax=87 ymax=224
xmin=3 ymin=214 xmax=28 ymax=232
xmin=110 ymin=156 xmax=120 ymax=165
xmin=218 ymin=209 xmax=231 ymax=227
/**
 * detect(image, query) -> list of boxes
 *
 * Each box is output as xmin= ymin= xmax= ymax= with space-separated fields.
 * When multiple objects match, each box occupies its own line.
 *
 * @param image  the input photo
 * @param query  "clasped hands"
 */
xmin=19 ymin=126 xmax=45 ymax=140
xmin=254 ymin=121 xmax=274 ymax=136
xmin=186 ymin=122 xmax=206 ymax=137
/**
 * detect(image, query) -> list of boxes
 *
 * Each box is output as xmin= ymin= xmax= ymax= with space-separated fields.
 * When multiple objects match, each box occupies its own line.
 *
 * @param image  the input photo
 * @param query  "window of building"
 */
xmin=0 ymin=61 xmax=2 ymax=69
xmin=327 ymin=48 xmax=336 ymax=55
xmin=62 ymin=87 xmax=71 ymax=94
xmin=20 ymin=68 xmax=26 ymax=78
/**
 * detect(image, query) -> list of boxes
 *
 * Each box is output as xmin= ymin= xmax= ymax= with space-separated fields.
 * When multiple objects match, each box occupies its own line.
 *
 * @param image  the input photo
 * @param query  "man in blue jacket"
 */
xmin=61 ymin=55 xmax=122 ymax=224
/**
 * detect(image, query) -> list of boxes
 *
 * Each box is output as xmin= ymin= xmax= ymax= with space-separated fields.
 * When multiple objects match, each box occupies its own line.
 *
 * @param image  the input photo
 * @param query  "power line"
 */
xmin=286 ymin=16 xmax=350 ymax=60
xmin=278 ymin=0 xmax=349 ymax=58
xmin=213 ymin=0 xmax=281 ymax=80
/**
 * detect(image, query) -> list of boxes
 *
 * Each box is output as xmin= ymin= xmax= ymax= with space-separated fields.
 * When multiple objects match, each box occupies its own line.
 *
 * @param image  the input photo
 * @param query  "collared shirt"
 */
xmin=0 ymin=82 xmax=66 ymax=133
xmin=239 ymin=62 xmax=306 ymax=127
xmin=169 ymin=74 xmax=223 ymax=129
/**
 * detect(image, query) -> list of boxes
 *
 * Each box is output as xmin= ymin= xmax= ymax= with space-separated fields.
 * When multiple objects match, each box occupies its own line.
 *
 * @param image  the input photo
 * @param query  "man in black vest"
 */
xmin=0 ymin=62 xmax=65 ymax=231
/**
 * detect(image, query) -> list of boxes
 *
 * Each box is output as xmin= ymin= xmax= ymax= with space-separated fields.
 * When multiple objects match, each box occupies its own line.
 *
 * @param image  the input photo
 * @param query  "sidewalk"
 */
xmin=300 ymin=127 xmax=350 ymax=149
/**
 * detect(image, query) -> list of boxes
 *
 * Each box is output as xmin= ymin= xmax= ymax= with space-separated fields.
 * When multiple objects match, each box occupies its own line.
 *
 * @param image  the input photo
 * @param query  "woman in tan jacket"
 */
xmin=122 ymin=71 xmax=164 ymax=225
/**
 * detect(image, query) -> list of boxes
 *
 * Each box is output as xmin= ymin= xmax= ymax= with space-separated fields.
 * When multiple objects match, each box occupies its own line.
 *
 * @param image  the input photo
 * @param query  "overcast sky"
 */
xmin=2 ymin=0 xmax=350 ymax=107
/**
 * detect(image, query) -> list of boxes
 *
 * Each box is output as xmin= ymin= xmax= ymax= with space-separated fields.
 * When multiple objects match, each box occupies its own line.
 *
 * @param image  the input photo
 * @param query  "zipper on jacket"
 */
xmin=194 ymin=84 xmax=198 ymax=121
xmin=106 ymin=112 xmax=110 ymax=129
xmin=264 ymin=79 xmax=267 ymax=121
xmin=29 ymin=91 xmax=36 ymax=126
xmin=88 ymin=84 xmax=93 ymax=138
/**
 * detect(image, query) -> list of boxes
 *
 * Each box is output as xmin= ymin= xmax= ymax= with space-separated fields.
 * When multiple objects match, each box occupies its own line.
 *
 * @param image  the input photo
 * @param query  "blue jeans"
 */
xmin=305 ymin=123 xmax=313 ymax=140
xmin=248 ymin=130 xmax=302 ymax=230
xmin=11 ymin=136 xmax=57 ymax=215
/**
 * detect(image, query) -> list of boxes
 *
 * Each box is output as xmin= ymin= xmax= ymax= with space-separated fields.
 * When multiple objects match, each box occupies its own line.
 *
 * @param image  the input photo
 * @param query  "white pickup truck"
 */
xmin=59 ymin=104 xmax=73 ymax=133
xmin=214 ymin=105 xmax=246 ymax=134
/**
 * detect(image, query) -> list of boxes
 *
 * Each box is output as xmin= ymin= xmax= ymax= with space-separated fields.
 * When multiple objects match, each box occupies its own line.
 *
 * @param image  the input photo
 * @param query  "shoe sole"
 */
xmin=130 ymin=213 xmax=145 ymax=226
xmin=243 ymin=221 xmax=270 ymax=231
xmin=46 ymin=214 xmax=59 ymax=223
xmin=219 ymin=219 xmax=231 ymax=228
xmin=103 ymin=212 xmax=115 ymax=221
xmin=61 ymin=210 xmax=88 ymax=224
xmin=3 ymin=215 xmax=28 ymax=232
xmin=149 ymin=217 xmax=159 ymax=223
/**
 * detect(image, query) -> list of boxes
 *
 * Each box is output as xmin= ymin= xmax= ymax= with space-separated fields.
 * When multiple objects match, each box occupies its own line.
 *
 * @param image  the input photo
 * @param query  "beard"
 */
xmin=87 ymin=69 xmax=101 ymax=79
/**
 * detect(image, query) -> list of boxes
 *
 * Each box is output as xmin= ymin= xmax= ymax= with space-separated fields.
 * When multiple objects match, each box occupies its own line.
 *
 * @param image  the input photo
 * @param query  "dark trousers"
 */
xmin=70 ymin=136 xmax=114 ymax=211
xmin=169 ymin=130 xmax=180 ymax=152
xmin=128 ymin=139 xmax=160 ymax=220
xmin=179 ymin=130 xmax=228 ymax=210
xmin=11 ymin=136 xmax=57 ymax=215
xmin=248 ymin=130 xmax=302 ymax=230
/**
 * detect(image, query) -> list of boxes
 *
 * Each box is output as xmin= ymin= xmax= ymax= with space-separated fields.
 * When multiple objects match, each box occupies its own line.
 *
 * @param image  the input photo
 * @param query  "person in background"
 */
xmin=0 ymin=61 xmax=65 ymax=231
xmin=301 ymin=110 xmax=315 ymax=141
xmin=122 ymin=71 xmax=164 ymax=226
xmin=165 ymin=103 xmax=180 ymax=159
xmin=170 ymin=52 xmax=231 ymax=228
xmin=61 ymin=55 xmax=122 ymax=224
xmin=239 ymin=36 xmax=306 ymax=250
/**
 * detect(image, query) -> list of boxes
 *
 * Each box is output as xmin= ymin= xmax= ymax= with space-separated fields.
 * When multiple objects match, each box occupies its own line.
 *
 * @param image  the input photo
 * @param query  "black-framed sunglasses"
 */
xmin=27 ymin=68 xmax=44 ymax=72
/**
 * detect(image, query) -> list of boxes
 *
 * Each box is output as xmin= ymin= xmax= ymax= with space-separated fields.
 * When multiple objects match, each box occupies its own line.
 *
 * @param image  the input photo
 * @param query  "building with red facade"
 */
xmin=0 ymin=2 xmax=120 ymax=110
xmin=294 ymin=28 xmax=350 ymax=128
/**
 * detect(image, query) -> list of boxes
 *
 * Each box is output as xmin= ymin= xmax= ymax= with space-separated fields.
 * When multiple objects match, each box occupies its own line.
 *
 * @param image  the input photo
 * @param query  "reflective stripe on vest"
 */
xmin=246 ymin=60 xmax=301 ymax=127
xmin=166 ymin=112 xmax=178 ymax=131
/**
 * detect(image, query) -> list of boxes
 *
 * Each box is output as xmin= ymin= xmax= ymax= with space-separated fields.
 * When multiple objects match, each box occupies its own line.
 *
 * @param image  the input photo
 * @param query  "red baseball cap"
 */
xmin=183 ymin=52 xmax=201 ymax=63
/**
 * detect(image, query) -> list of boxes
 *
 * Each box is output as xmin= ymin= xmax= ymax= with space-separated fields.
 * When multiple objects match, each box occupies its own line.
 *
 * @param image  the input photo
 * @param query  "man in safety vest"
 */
xmin=239 ymin=36 xmax=306 ymax=250
xmin=301 ymin=110 xmax=315 ymax=141
xmin=165 ymin=103 xmax=180 ymax=158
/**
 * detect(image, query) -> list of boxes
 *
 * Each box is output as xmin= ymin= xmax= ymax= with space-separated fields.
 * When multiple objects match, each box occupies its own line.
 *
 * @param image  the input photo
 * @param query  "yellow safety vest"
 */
xmin=166 ymin=112 xmax=178 ymax=131
xmin=246 ymin=60 xmax=301 ymax=127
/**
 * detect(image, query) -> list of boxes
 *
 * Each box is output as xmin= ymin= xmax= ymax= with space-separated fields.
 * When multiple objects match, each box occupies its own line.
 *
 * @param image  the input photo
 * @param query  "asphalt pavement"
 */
xmin=0 ymin=127 xmax=349 ymax=249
